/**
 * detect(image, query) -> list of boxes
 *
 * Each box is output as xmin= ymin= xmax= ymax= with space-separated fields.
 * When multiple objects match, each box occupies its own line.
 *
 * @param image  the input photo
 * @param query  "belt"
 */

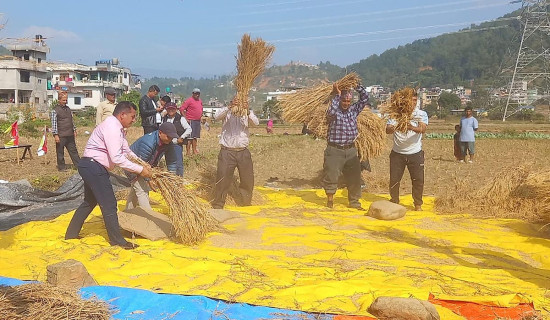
xmin=328 ymin=142 xmax=355 ymax=150
xmin=81 ymin=157 xmax=96 ymax=162
xmin=221 ymin=145 xmax=247 ymax=152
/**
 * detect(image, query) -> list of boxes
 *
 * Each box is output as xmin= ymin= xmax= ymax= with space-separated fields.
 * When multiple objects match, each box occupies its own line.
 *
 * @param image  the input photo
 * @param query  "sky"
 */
xmin=0 ymin=0 xmax=522 ymax=79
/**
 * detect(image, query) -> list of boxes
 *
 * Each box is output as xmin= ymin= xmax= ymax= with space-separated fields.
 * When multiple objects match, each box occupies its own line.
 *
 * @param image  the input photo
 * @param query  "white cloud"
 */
xmin=22 ymin=26 xmax=81 ymax=42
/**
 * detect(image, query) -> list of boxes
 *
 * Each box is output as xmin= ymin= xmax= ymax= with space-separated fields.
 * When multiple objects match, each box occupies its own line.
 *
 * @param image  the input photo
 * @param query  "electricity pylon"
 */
xmin=503 ymin=0 xmax=550 ymax=120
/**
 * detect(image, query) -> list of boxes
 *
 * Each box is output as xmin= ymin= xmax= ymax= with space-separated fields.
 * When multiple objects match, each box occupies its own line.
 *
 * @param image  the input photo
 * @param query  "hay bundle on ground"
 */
xmin=197 ymin=165 xmax=265 ymax=206
xmin=381 ymin=87 xmax=417 ymax=133
xmin=279 ymin=73 xmax=386 ymax=161
xmin=0 ymin=283 xmax=111 ymax=320
xmin=435 ymin=166 xmax=550 ymax=224
xmin=232 ymin=34 xmax=275 ymax=116
xmin=131 ymin=157 xmax=219 ymax=245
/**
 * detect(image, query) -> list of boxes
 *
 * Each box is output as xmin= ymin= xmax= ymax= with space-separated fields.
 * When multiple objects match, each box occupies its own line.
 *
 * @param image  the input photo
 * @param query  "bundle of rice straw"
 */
xmin=435 ymin=166 xmax=550 ymax=224
xmin=232 ymin=34 xmax=275 ymax=116
xmin=130 ymin=157 xmax=219 ymax=245
xmin=0 ymin=282 xmax=111 ymax=320
xmin=196 ymin=165 xmax=264 ymax=206
xmin=380 ymin=87 xmax=417 ymax=133
xmin=279 ymin=72 xmax=386 ymax=160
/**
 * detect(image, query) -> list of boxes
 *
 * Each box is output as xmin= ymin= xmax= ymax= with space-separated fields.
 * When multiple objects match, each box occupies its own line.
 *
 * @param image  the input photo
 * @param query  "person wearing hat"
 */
xmin=162 ymin=102 xmax=192 ymax=176
xmin=179 ymin=88 xmax=203 ymax=155
xmin=51 ymin=90 xmax=80 ymax=171
xmin=322 ymin=83 xmax=370 ymax=210
xmin=95 ymin=88 xmax=117 ymax=126
xmin=125 ymin=122 xmax=179 ymax=211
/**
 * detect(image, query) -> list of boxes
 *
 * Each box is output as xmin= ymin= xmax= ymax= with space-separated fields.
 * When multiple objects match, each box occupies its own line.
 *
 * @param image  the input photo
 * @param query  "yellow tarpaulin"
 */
xmin=0 ymin=188 xmax=548 ymax=317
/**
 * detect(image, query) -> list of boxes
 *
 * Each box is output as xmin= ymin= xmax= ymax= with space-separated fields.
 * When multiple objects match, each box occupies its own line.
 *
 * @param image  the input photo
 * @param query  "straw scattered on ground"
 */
xmin=380 ymin=87 xmax=417 ymax=133
xmin=279 ymin=73 xmax=386 ymax=160
xmin=130 ymin=157 xmax=219 ymax=245
xmin=232 ymin=34 xmax=275 ymax=116
xmin=0 ymin=283 xmax=112 ymax=320
xmin=196 ymin=165 xmax=265 ymax=206
xmin=435 ymin=165 xmax=550 ymax=224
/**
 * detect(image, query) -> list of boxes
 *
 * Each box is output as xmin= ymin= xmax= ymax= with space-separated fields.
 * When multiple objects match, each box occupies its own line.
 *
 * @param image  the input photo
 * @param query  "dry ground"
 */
xmin=1 ymin=121 xmax=550 ymax=202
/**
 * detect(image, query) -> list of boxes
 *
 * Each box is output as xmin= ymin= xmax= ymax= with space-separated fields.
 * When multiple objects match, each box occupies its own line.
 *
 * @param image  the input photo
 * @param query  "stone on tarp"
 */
xmin=118 ymin=207 xmax=174 ymax=241
xmin=367 ymin=200 xmax=407 ymax=220
xmin=46 ymin=259 xmax=97 ymax=289
xmin=209 ymin=208 xmax=241 ymax=223
xmin=368 ymin=297 xmax=440 ymax=320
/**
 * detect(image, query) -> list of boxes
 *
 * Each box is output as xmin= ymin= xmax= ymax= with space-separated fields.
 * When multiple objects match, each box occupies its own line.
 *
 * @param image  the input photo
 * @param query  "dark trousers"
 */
xmin=55 ymin=135 xmax=80 ymax=170
xmin=65 ymin=158 xmax=128 ymax=246
xmin=389 ymin=150 xmax=425 ymax=206
xmin=212 ymin=148 xmax=254 ymax=209
xmin=143 ymin=126 xmax=157 ymax=134
xmin=322 ymin=145 xmax=362 ymax=207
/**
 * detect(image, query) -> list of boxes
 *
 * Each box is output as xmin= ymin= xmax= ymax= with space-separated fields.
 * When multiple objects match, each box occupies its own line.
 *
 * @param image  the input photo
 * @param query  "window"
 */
xmin=35 ymin=97 xmax=40 ymax=104
xmin=83 ymin=90 xmax=92 ymax=98
xmin=74 ymin=97 xmax=81 ymax=105
xmin=38 ymin=79 xmax=42 ymax=84
xmin=124 ymin=72 xmax=128 ymax=79
xmin=60 ymin=73 xmax=69 ymax=81
xmin=23 ymin=54 xmax=30 ymax=61
xmin=37 ymin=58 xmax=42 ymax=63
xmin=20 ymin=71 xmax=30 ymax=83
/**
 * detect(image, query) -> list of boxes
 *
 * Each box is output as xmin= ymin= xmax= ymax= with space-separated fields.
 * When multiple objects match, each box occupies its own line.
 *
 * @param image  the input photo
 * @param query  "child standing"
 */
xmin=453 ymin=124 xmax=463 ymax=162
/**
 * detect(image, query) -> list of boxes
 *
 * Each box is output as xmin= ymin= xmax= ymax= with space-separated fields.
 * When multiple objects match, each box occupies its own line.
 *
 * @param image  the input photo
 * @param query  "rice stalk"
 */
xmin=380 ymin=87 xmax=417 ymax=133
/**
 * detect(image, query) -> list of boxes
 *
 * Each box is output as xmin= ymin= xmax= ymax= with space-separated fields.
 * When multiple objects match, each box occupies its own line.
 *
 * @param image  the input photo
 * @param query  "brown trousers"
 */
xmin=212 ymin=148 xmax=254 ymax=209
xmin=322 ymin=145 xmax=362 ymax=207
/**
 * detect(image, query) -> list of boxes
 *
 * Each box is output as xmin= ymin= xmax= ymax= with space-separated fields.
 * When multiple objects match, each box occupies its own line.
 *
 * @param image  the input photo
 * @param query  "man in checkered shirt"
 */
xmin=323 ymin=82 xmax=369 ymax=210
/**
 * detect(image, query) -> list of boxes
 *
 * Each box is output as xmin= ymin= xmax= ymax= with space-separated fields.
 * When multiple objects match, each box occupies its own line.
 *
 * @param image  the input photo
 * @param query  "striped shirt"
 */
xmin=326 ymin=86 xmax=369 ymax=146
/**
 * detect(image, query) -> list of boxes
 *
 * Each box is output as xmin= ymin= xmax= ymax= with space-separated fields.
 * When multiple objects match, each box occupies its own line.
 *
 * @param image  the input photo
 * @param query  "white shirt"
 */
xmin=387 ymin=108 xmax=429 ymax=155
xmin=214 ymin=106 xmax=259 ymax=148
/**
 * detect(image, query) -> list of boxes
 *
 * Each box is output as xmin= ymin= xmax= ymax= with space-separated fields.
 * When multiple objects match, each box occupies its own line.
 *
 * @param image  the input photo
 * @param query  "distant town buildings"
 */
xmin=0 ymin=35 xmax=138 ymax=120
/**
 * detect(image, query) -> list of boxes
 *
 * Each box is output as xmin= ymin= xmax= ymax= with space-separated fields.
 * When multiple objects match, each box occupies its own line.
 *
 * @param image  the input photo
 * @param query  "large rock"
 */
xmin=209 ymin=208 xmax=241 ymax=223
xmin=46 ymin=259 xmax=97 ymax=288
xmin=368 ymin=297 xmax=440 ymax=320
xmin=118 ymin=207 xmax=174 ymax=241
xmin=367 ymin=200 xmax=407 ymax=220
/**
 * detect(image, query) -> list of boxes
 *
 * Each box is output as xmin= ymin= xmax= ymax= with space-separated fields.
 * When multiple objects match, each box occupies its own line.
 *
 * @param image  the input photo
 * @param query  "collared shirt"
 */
xmin=214 ymin=106 xmax=259 ymax=148
xmin=50 ymin=105 xmax=76 ymax=135
xmin=326 ymin=86 xmax=369 ymax=146
xmin=95 ymin=100 xmax=116 ymax=126
xmin=180 ymin=97 xmax=203 ymax=120
xmin=387 ymin=108 xmax=429 ymax=155
xmin=82 ymin=115 xmax=143 ymax=173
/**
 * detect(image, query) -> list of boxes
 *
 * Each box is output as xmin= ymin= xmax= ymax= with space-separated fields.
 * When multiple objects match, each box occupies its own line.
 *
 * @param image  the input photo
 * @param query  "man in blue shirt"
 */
xmin=323 ymin=83 xmax=369 ymax=210
xmin=459 ymin=106 xmax=478 ymax=163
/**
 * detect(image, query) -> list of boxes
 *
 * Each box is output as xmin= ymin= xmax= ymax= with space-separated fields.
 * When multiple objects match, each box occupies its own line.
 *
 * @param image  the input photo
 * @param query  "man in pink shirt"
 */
xmin=65 ymin=101 xmax=152 ymax=250
xmin=179 ymin=88 xmax=203 ymax=155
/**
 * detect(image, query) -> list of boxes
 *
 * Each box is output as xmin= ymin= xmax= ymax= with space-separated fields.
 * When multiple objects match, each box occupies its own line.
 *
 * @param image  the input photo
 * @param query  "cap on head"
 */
xmin=105 ymin=88 xmax=116 ymax=95
xmin=158 ymin=122 xmax=178 ymax=139
xmin=165 ymin=102 xmax=177 ymax=110
xmin=192 ymin=88 xmax=200 ymax=93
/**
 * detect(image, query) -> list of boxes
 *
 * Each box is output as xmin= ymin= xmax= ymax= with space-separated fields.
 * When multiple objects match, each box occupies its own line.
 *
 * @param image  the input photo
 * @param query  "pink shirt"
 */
xmin=82 ymin=115 xmax=143 ymax=173
xmin=179 ymin=97 xmax=203 ymax=120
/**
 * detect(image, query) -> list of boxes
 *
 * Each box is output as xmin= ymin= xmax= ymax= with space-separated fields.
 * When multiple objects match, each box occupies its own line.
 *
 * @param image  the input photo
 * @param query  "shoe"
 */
xmin=468 ymin=160 xmax=473 ymax=164
xmin=350 ymin=205 xmax=367 ymax=211
xmin=414 ymin=205 xmax=422 ymax=211
xmin=116 ymin=242 xmax=139 ymax=250
xmin=459 ymin=160 xmax=464 ymax=163
xmin=327 ymin=200 xmax=333 ymax=208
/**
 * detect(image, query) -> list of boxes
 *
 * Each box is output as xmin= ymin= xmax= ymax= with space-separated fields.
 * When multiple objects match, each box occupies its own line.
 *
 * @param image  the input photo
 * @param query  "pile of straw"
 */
xmin=279 ymin=73 xmax=386 ymax=160
xmin=435 ymin=166 xmax=550 ymax=224
xmin=0 ymin=283 xmax=111 ymax=320
xmin=131 ymin=157 xmax=219 ymax=245
xmin=232 ymin=34 xmax=275 ymax=116
xmin=197 ymin=165 xmax=265 ymax=206
xmin=380 ymin=87 xmax=417 ymax=133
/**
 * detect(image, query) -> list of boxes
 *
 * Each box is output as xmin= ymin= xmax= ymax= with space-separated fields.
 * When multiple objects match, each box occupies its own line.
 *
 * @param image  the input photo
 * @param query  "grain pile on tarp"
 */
xmin=380 ymin=87 xmax=417 ymax=133
xmin=131 ymin=157 xmax=219 ymax=245
xmin=196 ymin=165 xmax=265 ymax=206
xmin=279 ymin=72 xmax=386 ymax=160
xmin=232 ymin=34 xmax=275 ymax=116
xmin=435 ymin=165 xmax=550 ymax=223
xmin=0 ymin=282 xmax=111 ymax=320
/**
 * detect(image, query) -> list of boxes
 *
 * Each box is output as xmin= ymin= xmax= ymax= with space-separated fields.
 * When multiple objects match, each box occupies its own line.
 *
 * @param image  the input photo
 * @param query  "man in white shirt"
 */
xmin=385 ymin=97 xmax=428 ymax=211
xmin=211 ymin=97 xmax=259 ymax=209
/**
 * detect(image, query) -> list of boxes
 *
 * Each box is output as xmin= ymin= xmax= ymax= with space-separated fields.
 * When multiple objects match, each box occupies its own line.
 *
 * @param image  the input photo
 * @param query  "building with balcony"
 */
xmin=0 ymin=35 xmax=49 ymax=119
